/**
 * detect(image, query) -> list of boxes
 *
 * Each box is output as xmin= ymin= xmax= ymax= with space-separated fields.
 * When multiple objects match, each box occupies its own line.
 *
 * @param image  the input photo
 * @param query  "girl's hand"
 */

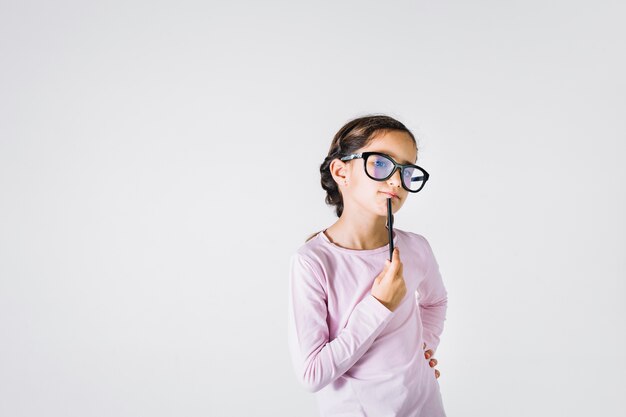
xmin=370 ymin=248 xmax=406 ymax=312
xmin=423 ymin=342 xmax=440 ymax=379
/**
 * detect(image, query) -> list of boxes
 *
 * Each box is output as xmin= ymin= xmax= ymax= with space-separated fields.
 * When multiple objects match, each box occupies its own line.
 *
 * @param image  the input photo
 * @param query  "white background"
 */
xmin=1 ymin=1 xmax=625 ymax=416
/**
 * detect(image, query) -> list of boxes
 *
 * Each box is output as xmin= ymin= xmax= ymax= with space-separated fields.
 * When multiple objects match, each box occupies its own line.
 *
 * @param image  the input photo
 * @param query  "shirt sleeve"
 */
xmin=416 ymin=235 xmax=448 ymax=355
xmin=287 ymin=253 xmax=395 ymax=393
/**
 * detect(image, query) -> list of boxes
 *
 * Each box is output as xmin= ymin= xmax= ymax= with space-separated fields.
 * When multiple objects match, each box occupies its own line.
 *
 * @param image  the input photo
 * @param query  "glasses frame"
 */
xmin=339 ymin=151 xmax=430 ymax=193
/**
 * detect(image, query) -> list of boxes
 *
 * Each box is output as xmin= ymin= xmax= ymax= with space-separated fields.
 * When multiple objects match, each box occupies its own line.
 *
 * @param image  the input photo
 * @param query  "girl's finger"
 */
xmin=435 ymin=369 xmax=440 ymax=379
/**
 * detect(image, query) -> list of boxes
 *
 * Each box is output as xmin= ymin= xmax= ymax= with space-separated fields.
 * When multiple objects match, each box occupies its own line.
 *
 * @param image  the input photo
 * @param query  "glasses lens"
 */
xmin=365 ymin=154 xmax=395 ymax=179
xmin=403 ymin=166 xmax=426 ymax=192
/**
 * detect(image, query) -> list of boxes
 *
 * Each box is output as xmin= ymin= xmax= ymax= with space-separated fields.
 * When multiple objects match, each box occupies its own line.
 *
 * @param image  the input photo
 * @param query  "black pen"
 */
xmin=387 ymin=197 xmax=394 ymax=261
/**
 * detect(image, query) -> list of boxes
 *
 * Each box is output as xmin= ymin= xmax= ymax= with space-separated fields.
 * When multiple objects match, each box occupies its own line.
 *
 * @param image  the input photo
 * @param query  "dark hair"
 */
xmin=305 ymin=114 xmax=418 ymax=242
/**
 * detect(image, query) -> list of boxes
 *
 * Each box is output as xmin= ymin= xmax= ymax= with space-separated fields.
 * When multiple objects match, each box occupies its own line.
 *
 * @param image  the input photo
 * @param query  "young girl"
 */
xmin=287 ymin=115 xmax=448 ymax=417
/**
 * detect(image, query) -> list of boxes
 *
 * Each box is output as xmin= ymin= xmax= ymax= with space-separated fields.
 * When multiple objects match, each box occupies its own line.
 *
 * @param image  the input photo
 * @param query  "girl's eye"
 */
xmin=374 ymin=160 xmax=388 ymax=167
xmin=404 ymin=168 xmax=416 ymax=178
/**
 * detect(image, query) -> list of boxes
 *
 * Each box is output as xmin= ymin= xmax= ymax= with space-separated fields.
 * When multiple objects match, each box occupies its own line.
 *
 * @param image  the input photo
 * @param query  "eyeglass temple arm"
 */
xmin=339 ymin=153 xmax=362 ymax=161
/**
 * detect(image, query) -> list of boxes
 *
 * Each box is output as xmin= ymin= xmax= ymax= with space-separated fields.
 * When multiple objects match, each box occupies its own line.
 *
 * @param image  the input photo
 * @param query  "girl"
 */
xmin=287 ymin=114 xmax=448 ymax=417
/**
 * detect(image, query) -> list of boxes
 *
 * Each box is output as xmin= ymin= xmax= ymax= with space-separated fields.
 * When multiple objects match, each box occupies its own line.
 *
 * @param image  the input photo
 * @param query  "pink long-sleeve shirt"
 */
xmin=287 ymin=228 xmax=448 ymax=417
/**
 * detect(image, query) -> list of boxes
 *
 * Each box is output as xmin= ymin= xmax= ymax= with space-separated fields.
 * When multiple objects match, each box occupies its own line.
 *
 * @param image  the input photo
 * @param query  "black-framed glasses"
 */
xmin=340 ymin=151 xmax=430 ymax=193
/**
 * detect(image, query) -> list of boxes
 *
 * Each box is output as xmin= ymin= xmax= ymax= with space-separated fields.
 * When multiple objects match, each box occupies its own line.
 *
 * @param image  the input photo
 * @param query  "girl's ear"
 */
xmin=329 ymin=158 xmax=350 ymax=186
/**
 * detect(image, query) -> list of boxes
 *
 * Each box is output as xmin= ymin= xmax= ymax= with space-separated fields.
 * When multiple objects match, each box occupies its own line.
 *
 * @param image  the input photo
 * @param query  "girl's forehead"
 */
xmin=361 ymin=131 xmax=417 ymax=163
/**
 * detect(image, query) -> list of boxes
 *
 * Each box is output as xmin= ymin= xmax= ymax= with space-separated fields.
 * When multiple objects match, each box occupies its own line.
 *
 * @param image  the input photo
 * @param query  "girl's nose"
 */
xmin=388 ymin=168 xmax=402 ymax=187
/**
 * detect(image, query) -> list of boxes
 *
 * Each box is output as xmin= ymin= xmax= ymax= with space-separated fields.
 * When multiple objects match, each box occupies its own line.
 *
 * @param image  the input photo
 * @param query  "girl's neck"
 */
xmin=324 ymin=216 xmax=390 ymax=251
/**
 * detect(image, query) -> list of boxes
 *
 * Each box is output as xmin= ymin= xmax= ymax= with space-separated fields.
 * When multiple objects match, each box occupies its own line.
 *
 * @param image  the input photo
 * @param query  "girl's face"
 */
xmin=341 ymin=130 xmax=418 ymax=217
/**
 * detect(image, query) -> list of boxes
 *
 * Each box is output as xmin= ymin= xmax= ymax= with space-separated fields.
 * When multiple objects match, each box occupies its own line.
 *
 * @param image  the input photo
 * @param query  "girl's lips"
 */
xmin=380 ymin=192 xmax=399 ymax=200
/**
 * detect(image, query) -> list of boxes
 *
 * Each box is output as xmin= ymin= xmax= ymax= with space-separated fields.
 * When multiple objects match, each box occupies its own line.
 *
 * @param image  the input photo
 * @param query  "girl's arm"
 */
xmin=287 ymin=253 xmax=394 ymax=393
xmin=416 ymin=235 xmax=448 ymax=356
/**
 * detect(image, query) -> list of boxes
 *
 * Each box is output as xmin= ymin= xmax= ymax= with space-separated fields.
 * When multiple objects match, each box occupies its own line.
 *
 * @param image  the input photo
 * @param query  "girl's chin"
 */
xmin=376 ymin=201 xmax=397 ymax=216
